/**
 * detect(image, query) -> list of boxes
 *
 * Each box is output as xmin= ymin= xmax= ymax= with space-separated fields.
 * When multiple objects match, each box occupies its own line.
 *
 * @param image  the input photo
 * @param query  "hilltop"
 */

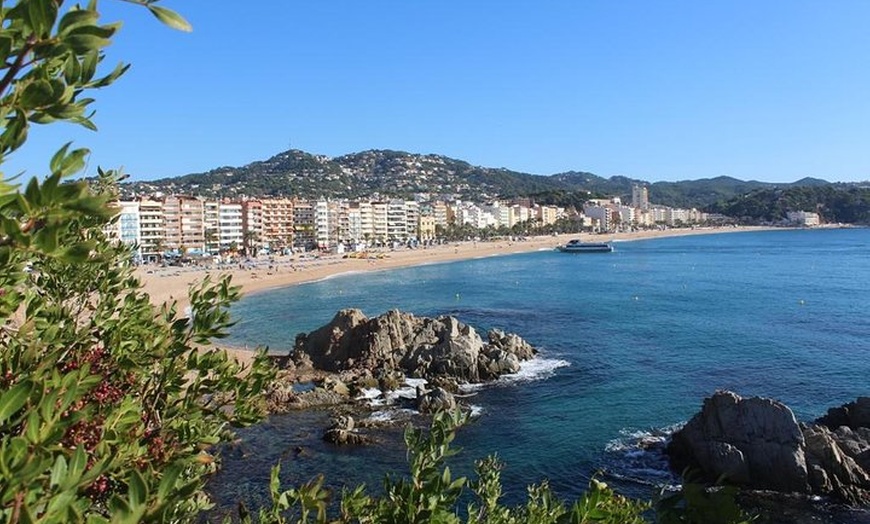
xmin=122 ymin=148 xmax=859 ymax=210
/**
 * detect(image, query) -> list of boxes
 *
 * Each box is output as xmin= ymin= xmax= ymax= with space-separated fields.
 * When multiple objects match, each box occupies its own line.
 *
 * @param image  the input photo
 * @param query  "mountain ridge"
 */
xmin=123 ymin=148 xmax=856 ymax=209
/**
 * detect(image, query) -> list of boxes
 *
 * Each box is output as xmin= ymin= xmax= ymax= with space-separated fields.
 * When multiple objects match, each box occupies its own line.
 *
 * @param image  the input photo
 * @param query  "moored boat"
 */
xmin=556 ymin=239 xmax=613 ymax=253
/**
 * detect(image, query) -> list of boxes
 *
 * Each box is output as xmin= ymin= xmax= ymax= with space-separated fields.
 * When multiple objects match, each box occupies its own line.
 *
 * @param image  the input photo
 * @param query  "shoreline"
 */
xmin=132 ymin=225 xmax=823 ymax=367
xmin=137 ymin=226 xmax=785 ymax=313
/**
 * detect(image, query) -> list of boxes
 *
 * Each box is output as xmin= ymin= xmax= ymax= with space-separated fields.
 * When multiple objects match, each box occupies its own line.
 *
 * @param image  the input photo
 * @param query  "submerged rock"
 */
xmin=323 ymin=414 xmax=372 ymax=445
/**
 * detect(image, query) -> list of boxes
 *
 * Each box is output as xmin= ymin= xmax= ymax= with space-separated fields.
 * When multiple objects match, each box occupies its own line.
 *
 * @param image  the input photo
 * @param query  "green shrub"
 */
xmin=0 ymin=2 xmax=274 ymax=522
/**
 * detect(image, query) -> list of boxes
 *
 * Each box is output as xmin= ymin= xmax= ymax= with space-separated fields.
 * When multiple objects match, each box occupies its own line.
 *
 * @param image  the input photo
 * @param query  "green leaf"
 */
xmin=26 ymin=0 xmax=59 ymax=36
xmin=147 ymin=5 xmax=192 ymax=32
xmin=57 ymin=241 xmax=93 ymax=263
xmin=0 ymin=379 xmax=32 ymax=425
xmin=62 ymin=447 xmax=87 ymax=489
xmin=20 ymin=80 xmax=57 ymax=108
xmin=49 ymin=143 xmax=73 ymax=174
xmin=157 ymin=463 xmax=182 ymax=501
xmin=65 ymin=33 xmax=111 ymax=54
xmin=58 ymin=8 xmax=100 ymax=36
xmin=50 ymin=454 xmax=69 ymax=488
xmin=0 ymin=36 xmax=12 ymax=63
xmin=49 ymin=145 xmax=89 ymax=177
xmin=128 ymin=469 xmax=147 ymax=508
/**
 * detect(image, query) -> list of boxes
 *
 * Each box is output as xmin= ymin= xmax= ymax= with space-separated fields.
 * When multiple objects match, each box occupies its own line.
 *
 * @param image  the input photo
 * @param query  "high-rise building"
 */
xmin=632 ymin=185 xmax=649 ymax=210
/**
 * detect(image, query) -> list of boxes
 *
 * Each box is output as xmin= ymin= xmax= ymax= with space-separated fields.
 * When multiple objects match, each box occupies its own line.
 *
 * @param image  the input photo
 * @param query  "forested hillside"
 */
xmin=708 ymin=185 xmax=870 ymax=224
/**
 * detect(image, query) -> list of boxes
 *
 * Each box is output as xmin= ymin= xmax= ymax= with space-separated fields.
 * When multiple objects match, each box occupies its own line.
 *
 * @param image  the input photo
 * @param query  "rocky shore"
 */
xmin=668 ymin=390 xmax=870 ymax=506
xmin=261 ymin=309 xmax=538 ymax=444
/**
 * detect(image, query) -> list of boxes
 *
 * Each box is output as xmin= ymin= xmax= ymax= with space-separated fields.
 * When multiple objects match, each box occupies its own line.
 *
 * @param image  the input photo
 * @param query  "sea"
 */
xmin=208 ymin=228 xmax=870 ymax=522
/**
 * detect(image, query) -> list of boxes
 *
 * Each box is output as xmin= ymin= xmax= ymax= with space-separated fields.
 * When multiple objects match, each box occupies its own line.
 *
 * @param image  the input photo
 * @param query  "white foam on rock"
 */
xmin=501 ymin=357 xmax=571 ymax=384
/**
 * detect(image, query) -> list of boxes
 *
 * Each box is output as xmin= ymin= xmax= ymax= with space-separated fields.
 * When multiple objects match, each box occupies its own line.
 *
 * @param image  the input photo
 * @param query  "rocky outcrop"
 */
xmin=416 ymin=386 xmax=457 ymax=414
xmin=816 ymin=397 xmax=870 ymax=431
xmin=668 ymin=390 xmax=809 ymax=493
xmin=668 ymin=391 xmax=870 ymax=505
xmin=291 ymin=309 xmax=537 ymax=383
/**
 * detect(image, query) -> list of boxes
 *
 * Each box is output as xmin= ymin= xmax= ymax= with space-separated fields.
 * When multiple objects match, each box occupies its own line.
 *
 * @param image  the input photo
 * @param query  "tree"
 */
xmin=0 ymin=2 xmax=274 ymax=522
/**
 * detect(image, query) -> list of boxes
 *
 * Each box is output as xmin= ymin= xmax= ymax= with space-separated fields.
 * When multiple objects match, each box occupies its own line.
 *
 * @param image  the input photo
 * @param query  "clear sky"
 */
xmin=6 ymin=1 xmax=870 ymax=183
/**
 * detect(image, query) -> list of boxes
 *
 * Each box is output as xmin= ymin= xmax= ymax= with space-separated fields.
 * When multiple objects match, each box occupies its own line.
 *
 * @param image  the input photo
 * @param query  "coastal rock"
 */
xmin=321 ymin=376 xmax=350 ymax=397
xmin=262 ymin=380 xmax=296 ymax=412
xmin=416 ymin=386 xmax=457 ymax=414
xmin=669 ymin=391 xmax=870 ymax=505
xmin=667 ymin=390 xmax=810 ymax=493
xmin=488 ymin=329 xmax=536 ymax=360
xmin=804 ymin=425 xmax=870 ymax=504
xmin=291 ymin=309 xmax=537 ymax=383
xmin=816 ymin=397 xmax=870 ymax=431
xmin=323 ymin=415 xmax=371 ymax=445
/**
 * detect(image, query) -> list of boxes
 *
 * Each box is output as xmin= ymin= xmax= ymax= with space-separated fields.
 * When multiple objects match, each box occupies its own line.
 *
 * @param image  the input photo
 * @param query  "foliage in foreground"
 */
xmin=1 ymin=1 xmax=275 ymax=522
xmin=244 ymin=410 xmax=752 ymax=524
xmin=1 ymin=166 xmax=275 ymax=523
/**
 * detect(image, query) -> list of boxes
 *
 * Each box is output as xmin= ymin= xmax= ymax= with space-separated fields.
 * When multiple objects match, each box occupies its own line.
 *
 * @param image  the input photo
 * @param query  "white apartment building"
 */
xmin=405 ymin=201 xmax=420 ymax=240
xmin=293 ymin=200 xmax=315 ymax=249
xmin=241 ymin=200 xmax=263 ymax=253
xmin=315 ymin=200 xmax=330 ymax=248
xmin=218 ymin=202 xmax=243 ymax=251
xmin=512 ymin=205 xmax=530 ymax=226
xmin=372 ymin=202 xmax=388 ymax=243
xmin=617 ymin=205 xmax=636 ymax=228
xmin=431 ymin=201 xmax=449 ymax=228
xmin=583 ymin=204 xmax=614 ymax=232
xmin=139 ymin=199 xmax=163 ymax=261
xmin=787 ymin=211 xmax=821 ymax=226
xmin=387 ymin=200 xmax=408 ymax=241
xmin=204 ymin=201 xmax=220 ymax=254
xmin=537 ymin=205 xmax=563 ymax=226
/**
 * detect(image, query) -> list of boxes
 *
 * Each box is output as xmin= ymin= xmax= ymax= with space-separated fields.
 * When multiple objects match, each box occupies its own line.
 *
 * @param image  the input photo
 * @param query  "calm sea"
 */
xmin=211 ymin=228 xmax=870 ymax=521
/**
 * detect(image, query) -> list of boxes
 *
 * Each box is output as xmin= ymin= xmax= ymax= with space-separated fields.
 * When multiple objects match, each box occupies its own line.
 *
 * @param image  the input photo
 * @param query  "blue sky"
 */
xmin=6 ymin=1 xmax=870 ymax=183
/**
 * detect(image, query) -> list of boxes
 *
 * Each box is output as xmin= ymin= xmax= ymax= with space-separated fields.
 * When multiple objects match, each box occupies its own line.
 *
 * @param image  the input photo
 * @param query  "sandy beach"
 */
xmin=137 ymin=226 xmax=775 ymax=311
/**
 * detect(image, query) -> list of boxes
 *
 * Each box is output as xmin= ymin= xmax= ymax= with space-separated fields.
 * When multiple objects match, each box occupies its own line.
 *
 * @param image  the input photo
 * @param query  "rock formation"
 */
xmin=291 ymin=309 xmax=537 ymax=383
xmin=323 ymin=415 xmax=371 ymax=445
xmin=415 ymin=386 xmax=457 ymax=414
xmin=668 ymin=391 xmax=870 ymax=505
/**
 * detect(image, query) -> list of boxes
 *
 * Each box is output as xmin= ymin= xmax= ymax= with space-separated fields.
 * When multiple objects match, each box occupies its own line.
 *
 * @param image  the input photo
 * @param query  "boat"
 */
xmin=556 ymin=239 xmax=613 ymax=253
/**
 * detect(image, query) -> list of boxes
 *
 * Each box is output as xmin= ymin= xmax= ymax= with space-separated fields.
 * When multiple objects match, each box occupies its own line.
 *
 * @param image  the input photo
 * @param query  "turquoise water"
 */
xmin=213 ymin=228 xmax=870 ymax=519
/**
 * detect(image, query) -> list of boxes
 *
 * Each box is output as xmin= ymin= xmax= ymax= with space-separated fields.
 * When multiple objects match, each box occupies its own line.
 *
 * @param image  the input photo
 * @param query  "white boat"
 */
xmin=556 ymin=239 xmax=613 ymax=253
